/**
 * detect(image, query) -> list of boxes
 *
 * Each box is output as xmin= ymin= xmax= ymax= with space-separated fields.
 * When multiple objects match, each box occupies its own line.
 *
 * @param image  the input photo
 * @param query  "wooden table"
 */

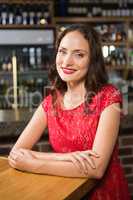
xmin=0 ymin=157 xmax=95 ymax=200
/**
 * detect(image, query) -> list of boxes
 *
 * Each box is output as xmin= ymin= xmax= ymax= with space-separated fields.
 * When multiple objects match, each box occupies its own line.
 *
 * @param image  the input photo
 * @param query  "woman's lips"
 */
xmin=62 ymin=67 xmax=77 ymax=74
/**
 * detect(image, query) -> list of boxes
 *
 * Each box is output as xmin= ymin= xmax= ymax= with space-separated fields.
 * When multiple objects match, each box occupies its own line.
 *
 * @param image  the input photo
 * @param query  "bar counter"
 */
xmin=0 ymin=157 xmax=95 ymax=200
xmin=0 ymin=109 xmax=33 ymax=123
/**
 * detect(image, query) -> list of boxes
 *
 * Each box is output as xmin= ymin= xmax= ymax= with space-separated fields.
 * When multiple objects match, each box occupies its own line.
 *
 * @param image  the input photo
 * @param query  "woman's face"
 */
xmin=56 ymin=31 xmax=90 ymax=85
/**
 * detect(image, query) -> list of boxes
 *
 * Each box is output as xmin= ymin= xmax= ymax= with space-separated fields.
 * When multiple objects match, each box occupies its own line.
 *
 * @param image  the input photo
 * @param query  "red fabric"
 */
xmin=42 ymin=84 xmax=130 ymax=200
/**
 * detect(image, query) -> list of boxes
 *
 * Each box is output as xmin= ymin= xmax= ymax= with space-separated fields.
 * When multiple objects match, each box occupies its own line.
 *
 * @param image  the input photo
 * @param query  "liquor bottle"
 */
xmin=0 ymin=79 xmax=8 ymax=109
xmin=2 ymin=57 xmax=8 ymax=71
xmin=14 ymin=6 xmax=23 ymax=24
xmin=36 ymin=47 xmax=42 ymax=69
xmin=22 ymin=47 xmax=30 ymax=71
xmin=22 ymin=12 xmax=28 ymax=25
xmin=36 ymin=12 xmax=42 ymax=25
xmin=36 ymin=78 xmax=44 ymax=95
xmin=29 ymin=12 xmax=35 ymax=25
xmin=8 ymin=12 xmax=14 ymax=24
xmin=1 ymin=11 xmax=7 ymax=25
xmin=29 ymin=47 xmax=36 ymax=70
xmin=7 ymin=56 xmax=12 ymax=71
xmin=43 ymin=11 xmax=49 ymax=24
xmin=128 ymin=49 xmax=133 ymax=67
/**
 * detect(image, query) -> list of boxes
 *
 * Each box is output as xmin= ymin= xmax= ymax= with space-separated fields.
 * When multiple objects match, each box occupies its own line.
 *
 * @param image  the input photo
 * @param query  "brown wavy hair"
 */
xmin=48 ymin=24 xmax=108 ymax=112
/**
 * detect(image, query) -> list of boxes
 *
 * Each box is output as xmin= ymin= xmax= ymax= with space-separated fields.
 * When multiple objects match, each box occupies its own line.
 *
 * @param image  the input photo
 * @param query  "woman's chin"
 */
xmin=59 ymin=76 xmax=75 ymax=83
xmin=58 ymin=73 xmax=74 ymax=82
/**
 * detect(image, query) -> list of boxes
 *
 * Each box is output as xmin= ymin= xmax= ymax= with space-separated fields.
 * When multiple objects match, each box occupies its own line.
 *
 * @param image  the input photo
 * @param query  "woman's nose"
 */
xmin=63 ymin=54 xmax=73 ymax=66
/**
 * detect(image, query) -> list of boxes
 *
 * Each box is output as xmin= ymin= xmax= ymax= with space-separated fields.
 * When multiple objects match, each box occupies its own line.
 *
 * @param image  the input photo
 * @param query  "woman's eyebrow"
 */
xmin=58 ymin=47 xmax=67 ymax=50
xmin=59 ymin=47 xmax=88 ymax=53
xmin=73 ymin=49 xmax=89 ymax=53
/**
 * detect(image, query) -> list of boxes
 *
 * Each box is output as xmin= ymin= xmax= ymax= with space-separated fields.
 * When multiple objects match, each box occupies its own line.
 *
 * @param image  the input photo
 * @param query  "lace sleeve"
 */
xmin=100 ymin=84 xmax=122 ymax=112
xmin=42 ymin=95 xmax=52 ymax=113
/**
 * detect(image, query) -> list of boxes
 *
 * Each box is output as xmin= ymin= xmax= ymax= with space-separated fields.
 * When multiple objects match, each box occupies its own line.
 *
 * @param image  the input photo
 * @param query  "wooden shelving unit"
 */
xmin=54 ymin=16 xmax=133 ymax=23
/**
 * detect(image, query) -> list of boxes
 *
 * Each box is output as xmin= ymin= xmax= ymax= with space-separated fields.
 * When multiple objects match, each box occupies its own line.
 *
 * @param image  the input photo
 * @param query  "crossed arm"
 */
xmin=8 ymin=103 xmax=121 ymax=178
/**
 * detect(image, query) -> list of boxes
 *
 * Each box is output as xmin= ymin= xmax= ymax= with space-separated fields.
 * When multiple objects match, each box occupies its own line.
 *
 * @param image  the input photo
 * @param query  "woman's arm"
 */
xmin=91 ymin=102 xmax=121 ymax=178
xmin=11 ymin=104 xmax=47 ymax=150
xmin=8 ymin=103 xmax=121 ymax=179
xmin=8 ymin=149 xmax=97 ymax=178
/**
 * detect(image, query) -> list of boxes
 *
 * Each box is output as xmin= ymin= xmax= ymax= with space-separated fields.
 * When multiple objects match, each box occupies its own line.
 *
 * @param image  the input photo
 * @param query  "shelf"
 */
xmin=55 ymin=16 xmax=133 ymax=23
xmin=0 ymin=70 xmax=48 ymax=76
xmin=102 ymin=41 xmax=127 ymax=46
xmin=0 ymin=71 xmax=12 ymax=76
xmin=63 ymin=2 xmax=120 ymax=5
xmin=0 ymin=0 xmax=52 ymax=5
xmin=18 ymin=70 xmax=48 ymax=75
xmin=0 ymin=24 xmax=55 ymax=29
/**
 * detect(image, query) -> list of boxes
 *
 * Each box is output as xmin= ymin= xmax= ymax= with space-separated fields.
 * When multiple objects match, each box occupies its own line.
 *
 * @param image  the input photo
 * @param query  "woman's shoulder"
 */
xmin=42 ymin=94 xmax=52 ymax=103
xmin=96 ymin=83 xmax=122 ymax=112
xmin=42 ymin=94 xmax=52 ymax=113
xmin=98 ymin=83 xmax=122 ymax=99
xmin=100 ymin=83 xmax=120 ymax=93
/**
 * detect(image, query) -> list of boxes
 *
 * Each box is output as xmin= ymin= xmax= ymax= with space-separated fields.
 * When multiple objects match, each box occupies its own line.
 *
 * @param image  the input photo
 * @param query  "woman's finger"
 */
xmin=69 ymin=155 xmax=82 ymax=173
xmin=85 ymin=150 xmax=99 ymax=158
xmin=79 ymin=152 xmax=96 ymax=169
xmin=10 ymin=151 xmax=18 ymax=159
xmin=10 ymin=150 xmax=24 ymax=162
xmin=8 ymin=155 xmax=17 ymax=167
xmin=71 ymin=152 xmax=88 ymax=175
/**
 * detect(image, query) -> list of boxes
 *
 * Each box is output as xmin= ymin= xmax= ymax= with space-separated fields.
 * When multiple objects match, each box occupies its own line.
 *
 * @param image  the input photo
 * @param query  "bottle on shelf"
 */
xmin=14 ymin=5 xmax=23 ymax=25
xmin=128 ymin=49 xmax=133 ymax=68
xmin=36 ymin=47 xmax=42 ymax=69
xmin=0 ymin=3 xmax=52 ymax=26
xmin=22 ymin=11 xmax=29 ymax=25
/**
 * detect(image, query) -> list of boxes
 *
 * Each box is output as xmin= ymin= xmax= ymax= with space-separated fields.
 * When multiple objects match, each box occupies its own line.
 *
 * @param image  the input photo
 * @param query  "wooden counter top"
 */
xmin=0 ymin=157 xmax=95 ymax=200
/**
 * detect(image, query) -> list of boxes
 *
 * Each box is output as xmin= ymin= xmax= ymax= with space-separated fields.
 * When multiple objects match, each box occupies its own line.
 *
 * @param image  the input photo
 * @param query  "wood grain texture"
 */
xmin=0 ymin=158 xmax=95 ymax=200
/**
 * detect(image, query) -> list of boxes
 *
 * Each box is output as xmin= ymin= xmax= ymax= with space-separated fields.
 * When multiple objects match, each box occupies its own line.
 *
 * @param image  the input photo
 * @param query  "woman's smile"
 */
xmin=62 ymin=67 xmax=77 ymax=75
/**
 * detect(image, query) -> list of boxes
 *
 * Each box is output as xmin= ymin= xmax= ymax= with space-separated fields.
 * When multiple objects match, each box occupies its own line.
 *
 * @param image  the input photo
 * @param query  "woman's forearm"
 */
xmin=27 ymin=150 xmax=100 ymax=177
xmin=31 ymin=158 xmax=94 ymax=178
xmin=9 ymin=148 xmax=99 ymax=178
xmin=30 ymin=150 xmax=66 ymax=161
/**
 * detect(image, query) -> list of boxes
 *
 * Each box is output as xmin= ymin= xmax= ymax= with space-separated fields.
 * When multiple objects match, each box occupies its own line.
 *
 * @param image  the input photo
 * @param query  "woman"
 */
xmin=8 ymin=24 xmax=130 ymax=199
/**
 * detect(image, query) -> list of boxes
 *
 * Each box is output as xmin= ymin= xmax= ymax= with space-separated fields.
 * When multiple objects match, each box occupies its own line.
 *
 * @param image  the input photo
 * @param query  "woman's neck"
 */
xmin=62 ymin=82 xmax=86 ymax=110
xmin=66 ymin=81 xmax=86 ymax=96
xmin=66 ymin=84 xmax=85 ymax=95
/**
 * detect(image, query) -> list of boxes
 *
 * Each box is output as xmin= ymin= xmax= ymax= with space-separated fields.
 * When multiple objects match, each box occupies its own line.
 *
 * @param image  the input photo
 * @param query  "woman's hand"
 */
xmin=55 ymin=150 xmax=99 ymax=175
xmin=8 ymin=148 xmax=36 ymax=172
xmin=70 ymin=150 xmax=99 ymax=175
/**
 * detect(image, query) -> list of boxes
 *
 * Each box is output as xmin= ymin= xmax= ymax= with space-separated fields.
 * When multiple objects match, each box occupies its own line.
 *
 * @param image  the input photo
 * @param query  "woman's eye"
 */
xmin=75 ymin=53 xmax=84 ymax=58
xmin=58 ymin=50 xmax=66 ymax=55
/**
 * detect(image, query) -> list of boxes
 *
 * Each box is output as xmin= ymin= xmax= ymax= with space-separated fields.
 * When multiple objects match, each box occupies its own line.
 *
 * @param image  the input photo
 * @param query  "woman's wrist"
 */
xmin=29 ymin=150 xmax=61 ymax=161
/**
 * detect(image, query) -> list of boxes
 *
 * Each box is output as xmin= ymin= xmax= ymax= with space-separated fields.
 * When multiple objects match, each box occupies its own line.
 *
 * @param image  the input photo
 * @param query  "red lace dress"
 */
xmin=42 ymin=84 xmax=130 ymax=200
